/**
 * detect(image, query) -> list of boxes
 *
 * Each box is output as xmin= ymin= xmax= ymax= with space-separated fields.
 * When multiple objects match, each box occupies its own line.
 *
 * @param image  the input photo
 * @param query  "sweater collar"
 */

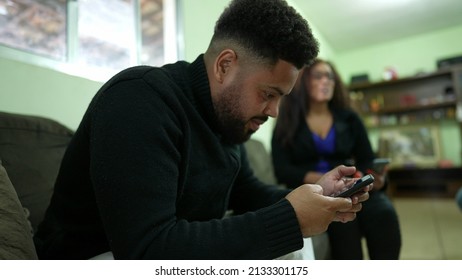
xmin=188 ymin=54 xmax=220 ymax=133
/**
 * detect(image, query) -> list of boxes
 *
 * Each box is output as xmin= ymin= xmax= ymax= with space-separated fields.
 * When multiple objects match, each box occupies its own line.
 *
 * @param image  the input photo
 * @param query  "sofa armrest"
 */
xmin=0 ymin=111 xmax=74 ymax=232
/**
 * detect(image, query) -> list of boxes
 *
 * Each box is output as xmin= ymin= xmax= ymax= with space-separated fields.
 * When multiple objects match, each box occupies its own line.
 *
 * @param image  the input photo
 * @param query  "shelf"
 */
xmin=348 ymin=67 xmax=462 ymax=127
xmin=349 ymin=68 xmax=454 ymax=91
xmin=349 ymin=67 xmax=462 ymax=169
xmin=365 ymin=100 xmax=456 ymax=115
xmin=364 ymin=118 xmax=456 ymax=129
xmin=359 ymin=101 xmax=457 ymax=127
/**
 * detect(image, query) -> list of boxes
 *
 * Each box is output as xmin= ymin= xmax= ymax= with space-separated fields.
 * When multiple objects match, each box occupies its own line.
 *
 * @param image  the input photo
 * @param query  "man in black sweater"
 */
xmin=34 ymin=0 xmax=370 ymax=259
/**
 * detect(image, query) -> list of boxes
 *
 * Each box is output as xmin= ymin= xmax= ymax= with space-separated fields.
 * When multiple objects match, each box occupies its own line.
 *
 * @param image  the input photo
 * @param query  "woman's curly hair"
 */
xmin=209 ymin=0 xmax=319 ymax=69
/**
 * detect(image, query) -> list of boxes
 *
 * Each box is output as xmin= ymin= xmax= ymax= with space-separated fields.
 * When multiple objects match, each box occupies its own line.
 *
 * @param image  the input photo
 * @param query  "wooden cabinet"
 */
xmin=348 ymin=66 xmax=462 ymax=128
xmin=387 ymin=167 xmax=462 ymax=198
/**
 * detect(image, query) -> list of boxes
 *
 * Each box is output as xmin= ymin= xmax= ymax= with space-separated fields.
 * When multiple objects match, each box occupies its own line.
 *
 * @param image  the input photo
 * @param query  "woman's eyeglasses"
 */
xmin=311 ymin=71 xmax=335 ymax=81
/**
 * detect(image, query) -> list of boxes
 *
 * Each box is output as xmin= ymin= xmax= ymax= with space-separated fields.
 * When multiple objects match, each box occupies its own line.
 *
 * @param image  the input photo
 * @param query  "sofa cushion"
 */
xmin=0 ymin=160 xmax=38 ymax=259
xmin=0 ymin=111 xmax=73 ymax=233
xmin=244 ymin=139 xmax=278 ymax=185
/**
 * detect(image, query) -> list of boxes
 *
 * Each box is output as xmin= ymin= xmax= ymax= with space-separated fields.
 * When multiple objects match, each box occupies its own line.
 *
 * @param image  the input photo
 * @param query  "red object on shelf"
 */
xmin=400 ymin=94 xmax=417 ymax=106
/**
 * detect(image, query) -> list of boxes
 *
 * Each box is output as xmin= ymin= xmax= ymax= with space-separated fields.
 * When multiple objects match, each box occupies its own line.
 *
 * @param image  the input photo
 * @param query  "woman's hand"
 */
xmin=367 ymin=167 xmax=388 ymax=191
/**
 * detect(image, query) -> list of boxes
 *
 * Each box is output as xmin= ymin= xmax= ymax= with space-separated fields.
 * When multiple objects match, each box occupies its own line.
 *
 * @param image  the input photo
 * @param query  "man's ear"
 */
xmin=213 ymin=49 xmax=237 ymax=83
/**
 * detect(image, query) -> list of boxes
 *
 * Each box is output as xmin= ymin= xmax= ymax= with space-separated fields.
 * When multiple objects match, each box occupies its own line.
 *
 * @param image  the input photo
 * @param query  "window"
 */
xmin=77 ymin=0 xmax=137 ymax=71
xmin=0 ymin=0 xmax=180 ymax=81
xmin=140 ymin=0 xmax=164 ymax=65
xmin=0 ymin=0 xmax=67 ymax=60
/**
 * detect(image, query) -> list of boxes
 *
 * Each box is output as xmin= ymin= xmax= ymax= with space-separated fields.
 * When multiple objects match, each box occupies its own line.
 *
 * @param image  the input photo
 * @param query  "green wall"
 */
xmin=335 ymin=25 xmax=462 ymax=82
xmin=0 ymin=0 xmax=460 ymax=165
xmin=181 ymin=0 xmax=336 ymax=62
xmin=0 ymin=56 xmax=102 ymax=130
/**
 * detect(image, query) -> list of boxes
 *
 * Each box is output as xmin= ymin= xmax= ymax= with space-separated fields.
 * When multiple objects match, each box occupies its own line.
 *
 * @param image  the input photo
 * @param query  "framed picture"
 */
xmin=377 ymin=126 xmax=441 ymax=168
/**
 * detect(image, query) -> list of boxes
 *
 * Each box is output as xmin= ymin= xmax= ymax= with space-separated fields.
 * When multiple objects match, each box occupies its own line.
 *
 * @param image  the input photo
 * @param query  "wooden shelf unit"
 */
xmin=348 ymin=66 xmax=462 ymax=196
xmin=348 ymin=67 xmax=462 ymax=128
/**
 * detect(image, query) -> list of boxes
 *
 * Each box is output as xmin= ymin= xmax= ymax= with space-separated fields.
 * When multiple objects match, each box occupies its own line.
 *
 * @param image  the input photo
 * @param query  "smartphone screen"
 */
xmin=333 ymin=174 xmax=374 ymax=198
xmin=372 ymin=158 xmax=391 ymax=173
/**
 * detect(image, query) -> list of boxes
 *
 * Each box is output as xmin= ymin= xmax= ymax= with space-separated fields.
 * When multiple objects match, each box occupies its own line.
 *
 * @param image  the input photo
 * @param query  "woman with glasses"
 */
xmin=271 ymin=59 xmax=401 ymax=260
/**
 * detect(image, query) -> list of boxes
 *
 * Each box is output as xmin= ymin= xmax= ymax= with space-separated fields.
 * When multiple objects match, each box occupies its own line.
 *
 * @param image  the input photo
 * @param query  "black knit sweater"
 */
xmin=34 ymin=55 xmax=302 ymax=259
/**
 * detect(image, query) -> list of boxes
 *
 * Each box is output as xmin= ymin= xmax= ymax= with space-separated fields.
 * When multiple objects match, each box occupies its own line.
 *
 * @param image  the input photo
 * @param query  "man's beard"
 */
xmin=214 ymin=84 xmax=255 ymax=145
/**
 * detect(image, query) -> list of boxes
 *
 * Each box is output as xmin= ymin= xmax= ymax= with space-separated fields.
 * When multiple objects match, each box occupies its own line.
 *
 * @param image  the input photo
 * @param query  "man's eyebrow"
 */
xmin=268 ymin=86 xmax=286 ymax=96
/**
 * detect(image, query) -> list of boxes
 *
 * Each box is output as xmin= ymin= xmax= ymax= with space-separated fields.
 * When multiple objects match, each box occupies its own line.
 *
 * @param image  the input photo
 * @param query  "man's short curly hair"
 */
xmin=209 ymin=0 xmax=319 ymax=69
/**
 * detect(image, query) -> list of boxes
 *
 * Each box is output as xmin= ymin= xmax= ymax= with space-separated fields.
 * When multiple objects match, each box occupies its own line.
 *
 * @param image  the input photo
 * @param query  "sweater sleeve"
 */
xmin=89 ymin=78 xmax=302 ymax=260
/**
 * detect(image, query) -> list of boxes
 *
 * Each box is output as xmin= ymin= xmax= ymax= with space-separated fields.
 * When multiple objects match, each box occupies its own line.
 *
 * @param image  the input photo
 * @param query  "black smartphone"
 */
xmin=333 ymin=174 xmax=374 ymax=198
xmin=372 ymin=158 xmax=391 ymax=173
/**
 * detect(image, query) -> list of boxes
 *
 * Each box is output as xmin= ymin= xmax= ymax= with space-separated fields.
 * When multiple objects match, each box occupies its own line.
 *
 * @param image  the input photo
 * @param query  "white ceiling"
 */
xmin=292 ymin=0 xmax=462 ymax=53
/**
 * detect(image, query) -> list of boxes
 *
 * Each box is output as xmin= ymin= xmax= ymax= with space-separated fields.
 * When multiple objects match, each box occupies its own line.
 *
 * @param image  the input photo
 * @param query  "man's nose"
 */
xmin=264 ymin=101 xmax=279 ymax=118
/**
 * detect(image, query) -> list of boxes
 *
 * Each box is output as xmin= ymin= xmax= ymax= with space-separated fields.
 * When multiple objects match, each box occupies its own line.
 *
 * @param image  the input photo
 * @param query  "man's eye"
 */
xmin=264 ymin=92 xmax=275 ymax=100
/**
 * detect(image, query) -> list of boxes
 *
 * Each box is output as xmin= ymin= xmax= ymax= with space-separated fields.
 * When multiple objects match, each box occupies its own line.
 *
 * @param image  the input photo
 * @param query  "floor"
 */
xmin=363 ymin=196 xmax=462 ymax=260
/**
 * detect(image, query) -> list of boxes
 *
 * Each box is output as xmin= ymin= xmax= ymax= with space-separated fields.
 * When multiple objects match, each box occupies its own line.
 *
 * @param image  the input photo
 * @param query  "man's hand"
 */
xmin=285 ymin=184 xmax=363 ymax=237
xmin=285 ymin=165 xmax=372 ymax=237
xmin=317 ymin=165 xmax=371 ymax=200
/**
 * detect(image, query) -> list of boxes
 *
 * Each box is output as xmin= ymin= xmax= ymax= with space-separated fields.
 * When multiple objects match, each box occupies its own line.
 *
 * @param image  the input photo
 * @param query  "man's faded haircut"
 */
xmin=209 ymin=0 xmax=319 ymax=69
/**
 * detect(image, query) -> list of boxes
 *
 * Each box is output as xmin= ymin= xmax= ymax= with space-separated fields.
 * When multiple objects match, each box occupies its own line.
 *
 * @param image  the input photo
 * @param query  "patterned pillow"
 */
xmin=0 ymin=160 xmax=37 ymax=259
